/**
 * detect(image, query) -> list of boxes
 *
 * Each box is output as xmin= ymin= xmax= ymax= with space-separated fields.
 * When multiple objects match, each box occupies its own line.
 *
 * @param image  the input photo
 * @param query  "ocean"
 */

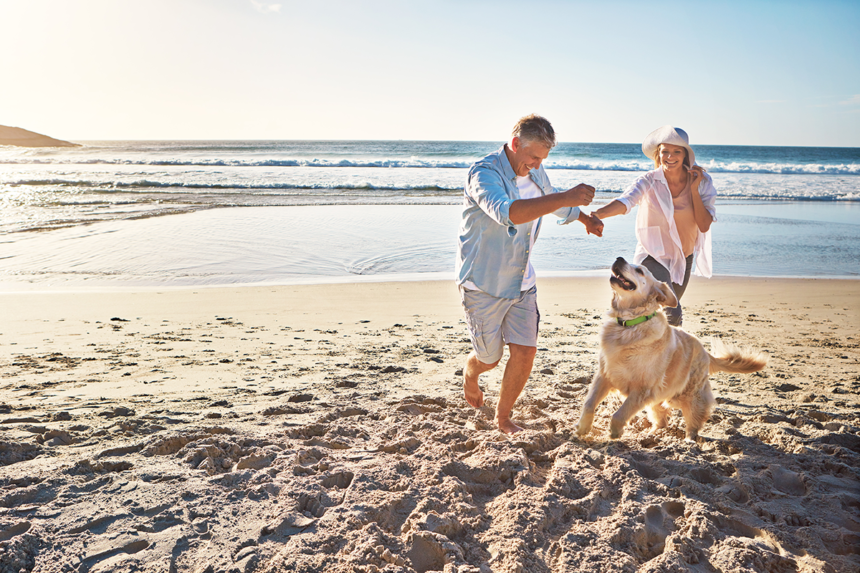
xmin=1 ymin=140 xmax=859 ymax=289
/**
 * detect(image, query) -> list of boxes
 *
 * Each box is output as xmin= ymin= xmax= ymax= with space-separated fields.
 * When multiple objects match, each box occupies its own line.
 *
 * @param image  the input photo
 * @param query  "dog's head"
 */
xmin=610 ymin=257 xmax=678 ymax=313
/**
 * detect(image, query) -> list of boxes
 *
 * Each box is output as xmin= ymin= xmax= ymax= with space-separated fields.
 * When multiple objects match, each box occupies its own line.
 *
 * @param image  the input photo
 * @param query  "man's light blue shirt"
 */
xmin=455 ymin=145 xmax=580 ymax=299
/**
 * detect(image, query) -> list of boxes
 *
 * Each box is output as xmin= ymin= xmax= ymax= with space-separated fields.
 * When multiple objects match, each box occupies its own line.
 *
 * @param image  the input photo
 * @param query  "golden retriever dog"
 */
xmin=577 ymin=257 xmax=767 ymax=442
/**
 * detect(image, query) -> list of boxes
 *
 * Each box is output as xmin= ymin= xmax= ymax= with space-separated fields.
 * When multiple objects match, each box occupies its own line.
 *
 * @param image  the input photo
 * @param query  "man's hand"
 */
xmin=509 ymin=182 xmax=596 ymax=225
xmin=580 ymin=211 xmax=604 ymax=237
xmin=565 ymin=183 xmax=595 ymax=207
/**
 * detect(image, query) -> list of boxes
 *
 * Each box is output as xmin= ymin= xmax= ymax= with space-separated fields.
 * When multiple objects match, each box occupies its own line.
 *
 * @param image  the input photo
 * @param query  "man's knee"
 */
xmin=508 ymin=343 xmax=537 ymax=361
xmin=469 ymin=352 xmax=500 ymax=370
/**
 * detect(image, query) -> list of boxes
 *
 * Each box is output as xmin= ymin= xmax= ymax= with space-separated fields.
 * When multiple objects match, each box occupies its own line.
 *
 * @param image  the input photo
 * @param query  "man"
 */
xmin=456 ymin=114 xmax=603 ymax=434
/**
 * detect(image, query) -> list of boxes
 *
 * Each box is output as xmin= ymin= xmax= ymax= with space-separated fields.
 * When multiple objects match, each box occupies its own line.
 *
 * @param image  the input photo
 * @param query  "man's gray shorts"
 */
xmin=460 ymin=285 xmax=539 ymax=364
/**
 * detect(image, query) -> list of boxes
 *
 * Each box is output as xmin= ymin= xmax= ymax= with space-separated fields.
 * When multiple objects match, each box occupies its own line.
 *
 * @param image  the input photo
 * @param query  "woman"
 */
xmin=591 ymin=125 xmax=716 ymax=326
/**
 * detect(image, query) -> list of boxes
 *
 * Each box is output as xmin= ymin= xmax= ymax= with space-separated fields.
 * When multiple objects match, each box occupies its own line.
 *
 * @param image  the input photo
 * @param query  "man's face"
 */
xmin=509 ymin=137 xmax=550 ymax=177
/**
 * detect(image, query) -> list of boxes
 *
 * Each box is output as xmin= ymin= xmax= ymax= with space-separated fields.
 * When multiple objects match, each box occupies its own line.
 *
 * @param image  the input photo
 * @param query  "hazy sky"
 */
xmin=1 ymin=0 xmax=858 ymax=146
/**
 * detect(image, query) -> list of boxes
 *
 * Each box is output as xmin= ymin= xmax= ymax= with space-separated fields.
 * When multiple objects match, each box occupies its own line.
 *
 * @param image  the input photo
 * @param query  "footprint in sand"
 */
xmin=405 ymin=531 xmax=449 ymax=573
xmin=641 ymin=505 xmax=670 ymax=557
xmin=297 ymin=493 xmax=326 ymax=518
xmin=321 ymin=470 xmax=354 ymax=490
xmin=716 ymin=482 xmax=750 ymax=503
xmin=769 ymin=465 xmax=808 ymax=496
xmin=688 ymin=466 xmax=723 ymax=486
xmin=0 ymin=521 xmax=31 ymax=541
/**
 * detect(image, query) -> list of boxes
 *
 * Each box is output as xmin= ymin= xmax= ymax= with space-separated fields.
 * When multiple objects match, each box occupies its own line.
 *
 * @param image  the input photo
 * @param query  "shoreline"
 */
xmin=2 ymin=272 xmax=859 ymax=296
xmin=5 ymin=267 xmax=860 ymax=296
xmin=2 ymin=201 xmax=859 ymax=291
xmin=3 ymin=273 xmax=858 ymax=309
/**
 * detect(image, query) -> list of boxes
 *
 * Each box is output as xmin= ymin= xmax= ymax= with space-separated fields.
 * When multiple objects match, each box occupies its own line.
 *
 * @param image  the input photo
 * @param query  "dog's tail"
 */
xmin=708 ymin=338 xmax=768 ymax=374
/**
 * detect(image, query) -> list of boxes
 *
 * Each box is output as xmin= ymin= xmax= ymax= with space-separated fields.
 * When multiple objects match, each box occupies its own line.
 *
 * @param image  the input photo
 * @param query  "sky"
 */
xmin=1 ymin=0 xmax=858 ymax=146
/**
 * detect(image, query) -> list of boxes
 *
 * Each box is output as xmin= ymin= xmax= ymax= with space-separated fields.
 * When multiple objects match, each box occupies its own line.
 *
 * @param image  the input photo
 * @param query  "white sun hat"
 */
xmin=642 ymin=125 xmax=696 ymax=167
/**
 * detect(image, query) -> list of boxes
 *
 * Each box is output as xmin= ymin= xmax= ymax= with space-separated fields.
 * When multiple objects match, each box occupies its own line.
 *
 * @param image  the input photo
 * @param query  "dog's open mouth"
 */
xmin=610 ymin=268 xmax=636 ymax=291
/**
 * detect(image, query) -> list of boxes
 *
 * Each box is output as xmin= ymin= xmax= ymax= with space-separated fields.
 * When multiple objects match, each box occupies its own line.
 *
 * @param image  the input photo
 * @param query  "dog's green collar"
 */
xmin=616 ymin=311 xmax=657 ymax=327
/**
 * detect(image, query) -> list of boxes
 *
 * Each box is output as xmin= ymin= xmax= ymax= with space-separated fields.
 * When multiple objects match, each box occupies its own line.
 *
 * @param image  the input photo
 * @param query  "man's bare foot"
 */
xmin=463 ymin=376 xmax=484 ymax=408
xmin=496 ymin=417 xmax=524 ymax=434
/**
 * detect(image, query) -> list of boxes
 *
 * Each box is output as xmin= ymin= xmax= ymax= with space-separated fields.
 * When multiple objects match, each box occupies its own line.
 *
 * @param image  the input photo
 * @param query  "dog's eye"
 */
xmin=635 ymin=268 xmax=644 ymax=275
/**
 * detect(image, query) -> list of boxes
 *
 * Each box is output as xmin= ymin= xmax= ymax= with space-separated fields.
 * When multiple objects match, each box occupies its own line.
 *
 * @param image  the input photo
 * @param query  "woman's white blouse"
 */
xmin=616 ymin=167 xmax=717 ymax=284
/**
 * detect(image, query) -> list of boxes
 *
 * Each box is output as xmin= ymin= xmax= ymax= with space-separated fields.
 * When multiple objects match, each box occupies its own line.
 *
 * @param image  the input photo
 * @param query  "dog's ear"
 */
xmin=655 ymin=282 xmax=679 ymax=308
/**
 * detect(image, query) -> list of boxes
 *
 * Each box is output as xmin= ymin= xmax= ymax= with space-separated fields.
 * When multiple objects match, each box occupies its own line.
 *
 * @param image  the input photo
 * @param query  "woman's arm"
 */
xmin=593 ymin=173 xmax=649 ymax=220
xmin=688 ymin=166 xmax=713 ymax=232
xmin=592 ymin=199 xmax=628 ymax=220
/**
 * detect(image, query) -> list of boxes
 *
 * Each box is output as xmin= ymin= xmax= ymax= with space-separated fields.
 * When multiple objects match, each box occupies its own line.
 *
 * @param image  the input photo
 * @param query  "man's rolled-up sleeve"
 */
xmin=551 ymin=197 xmax=580 ymax=226
xmin=466 ymin=166 xmax=515 ymax=227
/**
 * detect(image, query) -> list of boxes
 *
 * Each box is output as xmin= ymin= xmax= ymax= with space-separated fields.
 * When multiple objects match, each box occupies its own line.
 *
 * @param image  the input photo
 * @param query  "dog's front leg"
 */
xmin=577 ymin=370 xmax=612 ymax=437
xmin=610 ymin=391 xmax=649 ymax=439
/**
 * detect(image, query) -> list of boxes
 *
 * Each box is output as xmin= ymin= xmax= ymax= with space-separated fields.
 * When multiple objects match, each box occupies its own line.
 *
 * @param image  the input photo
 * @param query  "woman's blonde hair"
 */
xmin=653 ymin=144 xmax=691 ymax=169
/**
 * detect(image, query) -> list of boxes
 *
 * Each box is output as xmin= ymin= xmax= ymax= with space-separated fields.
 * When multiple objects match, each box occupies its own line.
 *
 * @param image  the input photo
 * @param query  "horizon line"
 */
xmin=47 ymin=138 xmax=860 ymax=150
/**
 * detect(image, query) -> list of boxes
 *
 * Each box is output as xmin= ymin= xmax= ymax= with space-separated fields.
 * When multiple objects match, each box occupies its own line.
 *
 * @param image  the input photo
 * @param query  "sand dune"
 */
xmin=0 ymin=278 xmax=858 ymax=572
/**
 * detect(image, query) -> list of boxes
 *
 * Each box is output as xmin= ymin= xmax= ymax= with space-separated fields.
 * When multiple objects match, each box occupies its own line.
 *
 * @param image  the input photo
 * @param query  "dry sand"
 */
xmin=1 ymin=277 xmax=858 ymax=573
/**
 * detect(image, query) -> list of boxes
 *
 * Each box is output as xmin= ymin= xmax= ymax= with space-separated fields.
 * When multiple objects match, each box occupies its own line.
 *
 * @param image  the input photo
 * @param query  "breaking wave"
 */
xmin=2 ymin=156 xmax=859 ymax=175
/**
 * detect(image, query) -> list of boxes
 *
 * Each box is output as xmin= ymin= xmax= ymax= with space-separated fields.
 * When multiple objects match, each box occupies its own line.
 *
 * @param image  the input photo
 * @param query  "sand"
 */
xmin=0 ymin=276 xmax=858 ymax=573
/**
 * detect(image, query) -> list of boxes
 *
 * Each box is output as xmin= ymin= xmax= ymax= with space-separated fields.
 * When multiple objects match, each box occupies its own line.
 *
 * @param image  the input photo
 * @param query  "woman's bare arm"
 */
xmin=592 ymin=199 xmax=628 ymax=220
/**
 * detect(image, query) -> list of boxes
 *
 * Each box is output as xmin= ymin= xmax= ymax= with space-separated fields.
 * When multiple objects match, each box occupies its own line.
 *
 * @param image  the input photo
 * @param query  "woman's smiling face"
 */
xmin=659 ymin=143 xmax=688 ymax=172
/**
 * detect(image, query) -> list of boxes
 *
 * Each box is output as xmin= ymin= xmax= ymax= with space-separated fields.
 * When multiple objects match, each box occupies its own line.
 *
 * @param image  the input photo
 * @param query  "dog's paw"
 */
xmin=609 ymin=420 xmax=624 ymax=440
xmin=576 ymin=415 xmax=593 ymax=437
xmin=609 ymin=414 xmax=626 ymax=439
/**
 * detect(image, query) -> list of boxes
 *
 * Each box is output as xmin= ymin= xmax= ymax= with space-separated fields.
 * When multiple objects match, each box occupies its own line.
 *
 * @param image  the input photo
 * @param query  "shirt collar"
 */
xmin=497 ymin=144 xmax=518 ymax=181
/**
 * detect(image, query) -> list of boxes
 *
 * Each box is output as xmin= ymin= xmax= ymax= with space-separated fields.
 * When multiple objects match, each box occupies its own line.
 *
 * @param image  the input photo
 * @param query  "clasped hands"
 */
xmin=582 ymin=211 xmax=604 ymax=237
xmin=565 ymin=183 xmax=604 ymax=237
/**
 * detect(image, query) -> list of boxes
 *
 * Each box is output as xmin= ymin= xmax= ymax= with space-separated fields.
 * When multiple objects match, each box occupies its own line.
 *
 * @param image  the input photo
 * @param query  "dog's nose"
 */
xmin=615 ymin=257 xmax=627 ymax=265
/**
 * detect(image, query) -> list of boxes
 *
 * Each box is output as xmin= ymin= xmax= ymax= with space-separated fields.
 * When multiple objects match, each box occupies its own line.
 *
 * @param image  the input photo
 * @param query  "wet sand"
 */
xmin=1 ymin=277 xmax=858 ymax=572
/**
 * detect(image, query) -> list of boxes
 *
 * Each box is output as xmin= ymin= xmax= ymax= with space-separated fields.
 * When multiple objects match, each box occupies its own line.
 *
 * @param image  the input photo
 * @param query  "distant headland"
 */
xmin=0 ymin=125 xmax=79 ymax=147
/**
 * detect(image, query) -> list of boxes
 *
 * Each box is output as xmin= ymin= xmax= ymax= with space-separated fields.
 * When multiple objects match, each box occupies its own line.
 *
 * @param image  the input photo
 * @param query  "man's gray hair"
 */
xmin=512 ymin=114 xmax=556 ymax=149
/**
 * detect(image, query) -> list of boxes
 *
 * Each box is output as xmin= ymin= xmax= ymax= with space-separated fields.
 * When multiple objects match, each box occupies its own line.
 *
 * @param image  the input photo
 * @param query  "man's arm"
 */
xmin=509 ymin=184 xmax=595 ymax=225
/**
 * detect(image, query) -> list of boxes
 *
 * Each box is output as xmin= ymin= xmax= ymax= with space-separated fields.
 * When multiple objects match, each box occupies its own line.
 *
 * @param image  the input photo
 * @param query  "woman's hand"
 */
xmin=688 ymin=165 xmax=707 ymax=191
xmin=577 ymin=210 xmax=603 ymax=236
xmin=687 ymin=165 xmax=713 ymax=232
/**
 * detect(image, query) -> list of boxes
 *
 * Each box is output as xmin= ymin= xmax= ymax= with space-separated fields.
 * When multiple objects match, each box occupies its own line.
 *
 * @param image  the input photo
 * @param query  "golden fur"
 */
xmin=577 ymin=257 xmax=767 ymax=441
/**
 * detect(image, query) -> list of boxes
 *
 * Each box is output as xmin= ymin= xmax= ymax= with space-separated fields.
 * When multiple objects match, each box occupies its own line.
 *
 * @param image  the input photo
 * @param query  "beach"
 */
xmin=4 ymin=0 xmax=860 ymax=568
xmin=1 ymin=276 xmax=858 ymax=572
xmin=2 ymin=138 xmax=859 ymax=571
